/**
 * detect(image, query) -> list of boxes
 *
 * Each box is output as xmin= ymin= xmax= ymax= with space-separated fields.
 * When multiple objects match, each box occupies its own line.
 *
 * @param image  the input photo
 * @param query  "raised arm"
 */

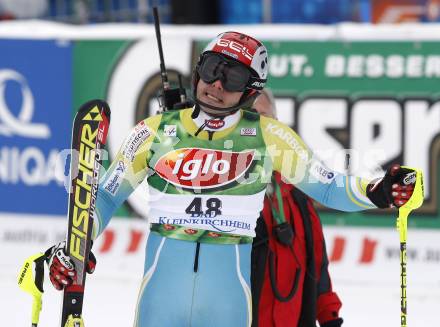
xmin=261 ymin=116 xmax=375 ymax=212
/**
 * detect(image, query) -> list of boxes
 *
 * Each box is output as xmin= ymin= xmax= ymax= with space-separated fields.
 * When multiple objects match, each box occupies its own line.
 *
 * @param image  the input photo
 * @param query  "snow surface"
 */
xmin=5 ymin=267 xmax=438 ymax=326
xmin=2 ymin=214 xmax=438 ymax=327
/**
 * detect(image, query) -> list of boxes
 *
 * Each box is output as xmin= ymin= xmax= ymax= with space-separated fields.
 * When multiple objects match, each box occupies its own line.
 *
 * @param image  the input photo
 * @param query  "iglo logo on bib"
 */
xmin=154 ymin=148 xmax=255 ymax=189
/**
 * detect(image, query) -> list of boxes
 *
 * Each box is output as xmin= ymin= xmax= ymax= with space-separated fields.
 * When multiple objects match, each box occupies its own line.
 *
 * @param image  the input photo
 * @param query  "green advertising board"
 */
xmin=73 ymin=35 xmax=440 ymax=228
xmin=261 ymin=40 xmax=440 ymax=228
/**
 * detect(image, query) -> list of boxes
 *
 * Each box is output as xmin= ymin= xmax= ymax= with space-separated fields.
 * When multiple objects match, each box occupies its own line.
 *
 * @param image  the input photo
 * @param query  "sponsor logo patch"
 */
xmin=57 ymin=250 xmax=74 ymax=270
xmin=122 ymin=121 xmax=151 ymax=161
xmin=265 ymin=122 xmax=309 ymax=161
xmin=103 ymin=160 xmax=125 ymax=195
xmin=216 ymin=38 xmax=253 ymax=61
xmin=164 ymin=124 xmax=177 ymax=137
xmin=158 ymin=215 xmax=252 ymax=233
xmin=221 ymin=49 xmax=239 ymax=60
xmin=240 ymin=127 xmax=257 ymax=136
xmin=309 ymin=161 xmax=336 ymax=184
xmin=154 ymin=148 xmax=255 ymax=189
xmin=163 ymin=224 xmax=176 ymax=231
xmin=251 ymin=81 xmax=265 ymax=88
xmin=403 ymin=172 xmax=416 ymax=185
xmin=205 ymin=119 xmax=225 ymax=129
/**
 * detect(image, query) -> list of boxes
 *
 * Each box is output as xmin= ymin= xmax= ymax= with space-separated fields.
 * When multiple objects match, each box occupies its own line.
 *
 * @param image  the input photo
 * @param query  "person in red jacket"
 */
xmin=251 ymin=90 xmax=343 ymax=327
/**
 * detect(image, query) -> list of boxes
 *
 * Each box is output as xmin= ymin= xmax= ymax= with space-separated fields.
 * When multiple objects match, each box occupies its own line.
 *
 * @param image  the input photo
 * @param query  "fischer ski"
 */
xmin=61 ymin=99 xmax=111 ymax=327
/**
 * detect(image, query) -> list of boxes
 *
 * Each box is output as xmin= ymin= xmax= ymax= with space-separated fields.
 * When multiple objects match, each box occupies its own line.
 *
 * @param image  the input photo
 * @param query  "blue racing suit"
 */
xmin=93 ymin=108 xmax=375 ymax=326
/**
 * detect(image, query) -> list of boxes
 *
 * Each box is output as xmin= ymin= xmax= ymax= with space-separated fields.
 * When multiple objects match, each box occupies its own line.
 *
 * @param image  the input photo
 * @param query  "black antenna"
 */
xmin=152 ymin=7 xmax=193 ymax=112
xmin=178 ymin=74 xmax=186 ymax=103
xmin=153 ymin=7 xmax=170 ymax=91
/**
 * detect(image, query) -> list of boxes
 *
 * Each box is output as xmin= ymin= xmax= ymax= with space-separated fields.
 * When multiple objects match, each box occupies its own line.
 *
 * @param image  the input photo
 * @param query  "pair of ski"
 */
xmin=18 ymin=100 xmax=111 ymax=327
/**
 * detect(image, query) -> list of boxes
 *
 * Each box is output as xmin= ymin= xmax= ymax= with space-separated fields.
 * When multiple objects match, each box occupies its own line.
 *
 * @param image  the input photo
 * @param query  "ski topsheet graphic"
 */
xmin=61 ymin=99 xmax=111 ymax=327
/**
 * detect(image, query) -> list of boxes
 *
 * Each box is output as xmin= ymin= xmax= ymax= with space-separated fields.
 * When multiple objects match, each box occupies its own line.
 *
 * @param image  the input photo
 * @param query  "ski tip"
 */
xmin=77 ymin=99 xmax=111 ymax=118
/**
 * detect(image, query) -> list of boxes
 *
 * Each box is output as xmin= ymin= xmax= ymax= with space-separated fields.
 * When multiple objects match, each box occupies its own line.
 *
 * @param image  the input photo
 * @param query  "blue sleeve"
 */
xmin=92 ymin=116 xmax=160 ymax=238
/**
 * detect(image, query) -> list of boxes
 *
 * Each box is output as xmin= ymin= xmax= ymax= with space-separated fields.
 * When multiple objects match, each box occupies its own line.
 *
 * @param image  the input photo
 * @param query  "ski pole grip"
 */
xmin=18 ymin=253 xmax=45 ymax=326
xmin=397 ymin=167 xmax=424 ymax=242
xmin=399 ymin=167 xmax=424 ymax=211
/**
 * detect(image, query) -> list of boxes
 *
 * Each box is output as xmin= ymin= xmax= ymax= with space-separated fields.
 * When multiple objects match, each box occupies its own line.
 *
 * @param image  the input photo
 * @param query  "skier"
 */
xmin=251 ymin=89 xmax=343 ymax=327
xmin=45 ymin=31 xmax=416 ymax=327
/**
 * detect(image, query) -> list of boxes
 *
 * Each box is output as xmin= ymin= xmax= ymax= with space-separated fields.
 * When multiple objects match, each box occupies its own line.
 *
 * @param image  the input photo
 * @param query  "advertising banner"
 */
xmin=0 ymin=39 xmax=72 ymax=215
xmin=254 ymin=40 xmax=440 ymax=228
xmin=1 ymin=215 xmax=438 ymax=286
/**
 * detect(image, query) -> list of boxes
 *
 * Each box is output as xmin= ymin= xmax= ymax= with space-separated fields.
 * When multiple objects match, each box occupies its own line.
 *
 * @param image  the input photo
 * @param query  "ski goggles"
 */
xmin=198 ymin=53 xmax=264 ymax=92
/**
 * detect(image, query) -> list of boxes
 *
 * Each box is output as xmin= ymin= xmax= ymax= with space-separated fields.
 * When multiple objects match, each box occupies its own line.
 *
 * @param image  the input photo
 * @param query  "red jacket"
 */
xmin=252 ymin=173 xmax=342 ymax=327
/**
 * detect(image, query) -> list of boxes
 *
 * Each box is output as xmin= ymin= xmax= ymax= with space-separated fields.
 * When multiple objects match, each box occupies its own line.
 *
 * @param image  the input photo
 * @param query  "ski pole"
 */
xmin=18 ymin=253 xmax=45 ymax=327
xmin=396 ymin=167 xmax=424 ymax=327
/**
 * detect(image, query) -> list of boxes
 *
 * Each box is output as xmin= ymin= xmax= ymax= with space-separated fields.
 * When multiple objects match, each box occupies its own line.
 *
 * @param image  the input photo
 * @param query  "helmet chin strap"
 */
xmin=194 ymin=97 xmax=240 ymax=117
xmin=192 ymin=91 xmax=258 ymax=118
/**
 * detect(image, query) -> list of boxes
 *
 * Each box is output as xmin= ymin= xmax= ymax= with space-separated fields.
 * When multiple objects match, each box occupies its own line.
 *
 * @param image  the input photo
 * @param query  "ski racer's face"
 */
xmin=196 ymin=79 xmax=243 ymax=111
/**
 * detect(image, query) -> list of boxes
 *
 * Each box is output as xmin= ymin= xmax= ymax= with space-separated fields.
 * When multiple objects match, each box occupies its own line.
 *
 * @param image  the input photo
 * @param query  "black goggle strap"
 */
xmin=247 ymin=76 xmax=266 ymax=91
